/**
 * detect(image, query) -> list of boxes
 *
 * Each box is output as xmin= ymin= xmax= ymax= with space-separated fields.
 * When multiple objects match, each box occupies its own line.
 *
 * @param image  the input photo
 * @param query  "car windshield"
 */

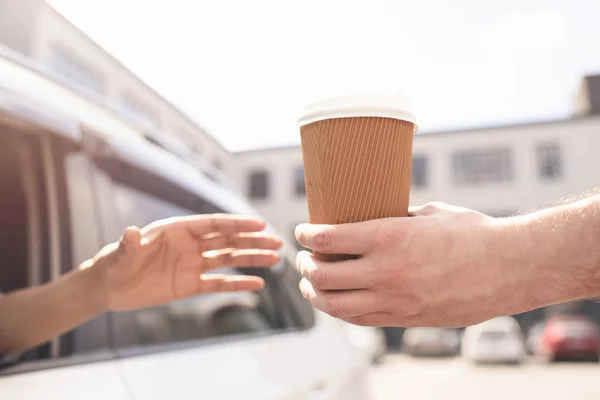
xmin=558 ymin=321 xmax=599 ymax=337
xmin=481 ymin=330 xmax=510 ymax=340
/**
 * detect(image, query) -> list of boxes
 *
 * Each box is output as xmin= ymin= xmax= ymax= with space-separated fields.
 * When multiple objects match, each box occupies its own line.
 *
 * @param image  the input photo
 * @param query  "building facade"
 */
xmin=0 ymin=0 xmax=232 ymax=176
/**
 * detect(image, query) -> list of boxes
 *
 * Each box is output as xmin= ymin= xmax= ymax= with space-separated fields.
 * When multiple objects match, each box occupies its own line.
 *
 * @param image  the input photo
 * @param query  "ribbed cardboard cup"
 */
xmin=298 ymin=94 xmax=418 ymax=262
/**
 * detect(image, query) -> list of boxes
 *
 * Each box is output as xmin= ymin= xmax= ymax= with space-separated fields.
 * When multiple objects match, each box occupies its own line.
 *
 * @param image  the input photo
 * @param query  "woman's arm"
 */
xmin=0 ymin=214 xmax=282 ymax=354
xmin=0 ymin=265 xmax=105 ymax=353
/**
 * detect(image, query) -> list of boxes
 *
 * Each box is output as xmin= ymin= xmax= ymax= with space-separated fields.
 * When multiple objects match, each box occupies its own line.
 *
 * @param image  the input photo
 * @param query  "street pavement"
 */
xmin=368 ymin=354 xmax=600 ymax=400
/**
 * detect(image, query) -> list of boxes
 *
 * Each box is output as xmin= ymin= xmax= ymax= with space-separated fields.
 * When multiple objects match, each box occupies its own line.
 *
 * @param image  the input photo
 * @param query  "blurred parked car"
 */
xmin=526 ymin=321 xmax=546 ymax=355
xmin=402 ymin=328 xmax=460 ymax=357
xmin=461 ymin=316 xmax=526 ymax=364
xmin=346 ymin=325 xmax=387 ymax=364
xmin=539 ymin=315 xmax=600 ymax=362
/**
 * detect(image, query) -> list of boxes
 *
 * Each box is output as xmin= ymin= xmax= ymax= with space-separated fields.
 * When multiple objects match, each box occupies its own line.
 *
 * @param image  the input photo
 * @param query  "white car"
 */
xmin=345 ymin=325 xmax=387 ymax=364
xmin=0 ymin=47 xmax=371 ymax=400
xmin=461 ymin=316 xmax=526 ymax=364
xmin=525 ymin=321 xmax=546 ymax=355
xmin=402 ymin=328 xmax=461 ymax=357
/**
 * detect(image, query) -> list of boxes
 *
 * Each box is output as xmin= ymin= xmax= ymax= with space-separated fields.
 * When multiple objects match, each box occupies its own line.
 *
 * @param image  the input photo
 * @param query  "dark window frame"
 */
xmin=411 ymin=154 xmax=428 ymax=188
xmin=536 ymin=142 xmax=562 ymax=181
xmin=248 ymin=169 xmax=269 ymax=200
xmin=294 ymin=165 xmax=306 ymax=197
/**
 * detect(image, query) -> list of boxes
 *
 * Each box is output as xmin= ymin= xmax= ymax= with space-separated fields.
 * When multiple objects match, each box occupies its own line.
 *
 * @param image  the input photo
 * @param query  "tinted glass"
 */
xmin=108 ymin=183 xmax=287 ymax=349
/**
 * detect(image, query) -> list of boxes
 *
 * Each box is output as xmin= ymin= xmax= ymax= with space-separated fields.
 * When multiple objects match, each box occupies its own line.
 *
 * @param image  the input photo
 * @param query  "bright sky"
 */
xmin=46 ymin=0 xmax=600 ymax=152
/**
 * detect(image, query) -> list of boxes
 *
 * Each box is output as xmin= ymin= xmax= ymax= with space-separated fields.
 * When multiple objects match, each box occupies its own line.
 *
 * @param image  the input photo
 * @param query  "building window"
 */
xmin=248 ymin=170 xmax=269 ymax=199
xmin=118 ymin=93 xmax=157 ymax=128
xmin=294 ymin=165 xmax=306 ymax=196
xmin=49 ymin=46 xmax=104 ymax=96
xmin=536 ymin=143 xmax=562 ymax=180
xmin=451 ymin=148 xmax=513 ymax=185
xmin=411 ymin=155 xmax=428 ymax=188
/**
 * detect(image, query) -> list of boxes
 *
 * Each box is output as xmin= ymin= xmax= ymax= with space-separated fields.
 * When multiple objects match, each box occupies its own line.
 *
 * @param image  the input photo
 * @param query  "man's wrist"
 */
xmin=576 ymin=195 xmax=600 ymax=299
xmin=510 ymin=198 xmax=600 ymax=307
xmin=486 ymin=215 xmax=548 ymax=315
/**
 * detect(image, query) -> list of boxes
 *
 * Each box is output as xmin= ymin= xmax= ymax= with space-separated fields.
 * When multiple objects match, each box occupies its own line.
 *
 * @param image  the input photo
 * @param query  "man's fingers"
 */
xmin=201 ymin=232 xmax=283 ymax=253
xmin=342 ymin=312 xmax=393 ymax=327
xmin=143 ymin=214 xmax=267 ymax=238
xmin=198 ymin=275 xmax=265 ymax=293
xmin=296 ymin=251 xmax=374 ymax=290
xmin=299 ymin=279 xmax=380 ymax=319
xmin=202 ymin=249 xmax=280 ymax=270
xmin=295 ymin=220 xmax=383 ymax=255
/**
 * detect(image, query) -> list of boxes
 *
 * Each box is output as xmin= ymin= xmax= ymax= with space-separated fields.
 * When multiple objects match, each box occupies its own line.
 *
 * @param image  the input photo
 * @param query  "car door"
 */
xmin=0 ymin=110 xmax=130 ymax=400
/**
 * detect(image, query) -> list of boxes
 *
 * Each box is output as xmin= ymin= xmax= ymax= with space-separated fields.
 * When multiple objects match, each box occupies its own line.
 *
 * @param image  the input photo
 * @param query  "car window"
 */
xmin=558 ymin=320 xmax=599 ymax=337
xmin=107 ymin=181 xmax=292 ymax=351
xmin=481 ymin=330 xmax=510 ymax=340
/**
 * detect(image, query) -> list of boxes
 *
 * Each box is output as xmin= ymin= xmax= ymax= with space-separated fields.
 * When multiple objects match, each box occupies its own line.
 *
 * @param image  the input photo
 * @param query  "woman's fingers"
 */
xmin=201 ymin=232 xmax=283 ymax=253
xmin=197 ymin=274 xmax=265 ymax=293
xmin=202 ymin=249 xmax=281 ymax=270
xmin=143 ymin=214 xmax=267 ymax=238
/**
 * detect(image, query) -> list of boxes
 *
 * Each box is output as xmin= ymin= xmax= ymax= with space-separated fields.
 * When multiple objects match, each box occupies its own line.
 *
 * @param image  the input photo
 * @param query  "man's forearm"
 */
xmin=0 ymin=265 xmax=106 ymax=353
xmin=510 ymin=193 xmax=600 ymax=310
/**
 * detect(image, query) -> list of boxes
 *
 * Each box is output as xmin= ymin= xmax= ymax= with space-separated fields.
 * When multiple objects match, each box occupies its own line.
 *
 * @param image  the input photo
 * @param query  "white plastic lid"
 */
xmin=298 ymin=92 xmax=418 ymax=133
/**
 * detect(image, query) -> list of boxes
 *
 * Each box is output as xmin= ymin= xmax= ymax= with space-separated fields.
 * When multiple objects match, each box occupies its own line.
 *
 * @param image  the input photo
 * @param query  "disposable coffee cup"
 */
xmin=298 ymin=93 xmax=418 ymax=261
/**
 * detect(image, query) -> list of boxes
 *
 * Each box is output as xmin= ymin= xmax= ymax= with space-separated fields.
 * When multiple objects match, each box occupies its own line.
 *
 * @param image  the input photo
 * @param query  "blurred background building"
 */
xmin=0 ymin=0 xmax=232 ymax=177
xmin=1 ymin=0 xmax=600 ymax=349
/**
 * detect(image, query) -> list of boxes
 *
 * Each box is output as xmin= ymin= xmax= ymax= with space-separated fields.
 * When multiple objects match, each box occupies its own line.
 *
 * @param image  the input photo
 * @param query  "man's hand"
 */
xmin=90 ymin=214 xmax=282 ymax=311
xmin=295 ymin=201 xmax=600 ymax=328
